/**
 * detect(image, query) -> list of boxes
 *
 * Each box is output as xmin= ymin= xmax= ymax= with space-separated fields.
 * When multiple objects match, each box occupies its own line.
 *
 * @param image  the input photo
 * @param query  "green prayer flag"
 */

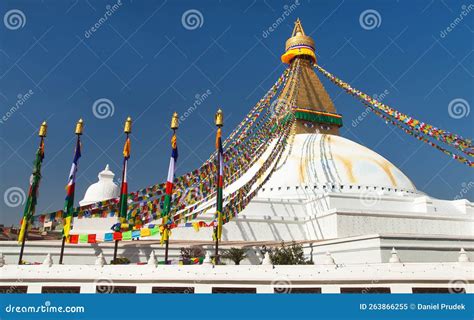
xmin=79 ymin=234 xmax=88 ymax=243
xmin=150 ymin=227 xmax=159 ymax=236
xmin=122 ymin=231 xmax=132 ymax=240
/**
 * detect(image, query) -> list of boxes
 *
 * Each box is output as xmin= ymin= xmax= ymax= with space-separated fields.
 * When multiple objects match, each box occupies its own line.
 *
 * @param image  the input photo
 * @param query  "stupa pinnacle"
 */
xmin=280 ymin=19 xmax=341 ymax=135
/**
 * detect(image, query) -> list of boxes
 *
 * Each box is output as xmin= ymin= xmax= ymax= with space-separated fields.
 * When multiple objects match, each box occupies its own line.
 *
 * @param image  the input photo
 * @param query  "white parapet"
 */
xmin=0 ymin=262 xmax=472 ymax=294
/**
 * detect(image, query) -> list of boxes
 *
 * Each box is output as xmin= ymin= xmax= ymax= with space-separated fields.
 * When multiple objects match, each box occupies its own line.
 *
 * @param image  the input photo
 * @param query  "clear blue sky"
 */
xmin=0 ymin=0 xmax=473 ymax=226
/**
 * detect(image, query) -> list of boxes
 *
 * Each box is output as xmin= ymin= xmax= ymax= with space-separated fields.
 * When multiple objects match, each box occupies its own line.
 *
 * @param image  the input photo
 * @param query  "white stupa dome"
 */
xmin=79 ymin=164 xmax=120 ymax=206
xmin=264 ymin=133 xmax=417 ymax=192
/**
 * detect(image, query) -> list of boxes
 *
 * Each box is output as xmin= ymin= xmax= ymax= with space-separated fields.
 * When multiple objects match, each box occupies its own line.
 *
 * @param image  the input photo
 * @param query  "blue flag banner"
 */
xmin=1 ymin=294 xmax=472 ymax=320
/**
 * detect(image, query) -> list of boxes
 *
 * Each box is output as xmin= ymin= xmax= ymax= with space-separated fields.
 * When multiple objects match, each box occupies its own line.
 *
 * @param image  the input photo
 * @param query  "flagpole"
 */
xmin=59 ymin=119 xmax=83 ymax=264
xmin=18 ymin=121 xmax=47 ymax=265
xmin=214 ymin=109 xmax=224 ymax=265
xmin=163 ymin=112 xmax=179 ymax=264
xmin=113 ymin=117 xmax=132 ymax=262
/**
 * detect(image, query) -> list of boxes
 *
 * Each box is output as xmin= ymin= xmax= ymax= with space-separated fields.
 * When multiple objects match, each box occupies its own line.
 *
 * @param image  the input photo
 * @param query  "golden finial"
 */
xmin=170 ymin=112 xmax=179 ymax=130
xmin=38 ymin=121 xmax=47 ymax=137
xmin=75 ymin=119 xmax=84 ymax=135
xmin=215 ymin=109 xmax=223 ymax=127
xmin=292 ymin=18 xmax=305 ymax=36
xmin=124 ymin=116 xmax=132 ymax=134
xmin=281 ymin=19 xmax=316 ymax=64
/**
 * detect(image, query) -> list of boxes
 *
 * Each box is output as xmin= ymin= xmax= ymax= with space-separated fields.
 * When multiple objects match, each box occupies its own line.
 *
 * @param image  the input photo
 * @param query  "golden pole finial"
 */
xmin=38 ymin=121 xmax=48 ymax=137
xmin=170 ymin=112 xmax=179 ymax=130
xmin=215 ymin=109 xmax=223 ymax=127
xmin=75 ymin=119 xmax=84 ymax=135
xmin=124 ymin=116 xmax=132 ymax=134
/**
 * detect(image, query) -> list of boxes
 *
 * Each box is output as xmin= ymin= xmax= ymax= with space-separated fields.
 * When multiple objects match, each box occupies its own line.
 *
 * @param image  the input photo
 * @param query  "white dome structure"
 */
xmin=264 ymin=133 xmax=416 ymax=193
xmin=79 ymin=164 xmax=119 ymax=206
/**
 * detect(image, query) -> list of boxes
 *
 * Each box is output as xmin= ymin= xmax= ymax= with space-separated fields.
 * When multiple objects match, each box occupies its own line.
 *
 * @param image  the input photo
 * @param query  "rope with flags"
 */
xmin=32 ymin=67 xmax=293 ymax=226
xmin=31 ymin=62 xmax=304 ymax=241
xmin=314 ymin=64 xmax=474 ymax=166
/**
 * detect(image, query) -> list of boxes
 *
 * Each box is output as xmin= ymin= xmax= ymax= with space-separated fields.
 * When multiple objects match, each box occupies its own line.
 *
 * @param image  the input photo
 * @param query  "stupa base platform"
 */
xmin=1 ymin=233 xmax=472 ymax=266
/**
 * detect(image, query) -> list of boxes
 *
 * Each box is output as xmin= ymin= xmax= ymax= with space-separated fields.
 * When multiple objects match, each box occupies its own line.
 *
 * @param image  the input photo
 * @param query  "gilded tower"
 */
xmin=280 ymin=19 xmax=342 ymax=135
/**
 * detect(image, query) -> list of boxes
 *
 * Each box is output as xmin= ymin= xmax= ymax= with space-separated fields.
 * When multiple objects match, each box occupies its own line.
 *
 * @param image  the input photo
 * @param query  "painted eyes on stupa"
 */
xmin=303 ymin=122 xmax=314 ymax=128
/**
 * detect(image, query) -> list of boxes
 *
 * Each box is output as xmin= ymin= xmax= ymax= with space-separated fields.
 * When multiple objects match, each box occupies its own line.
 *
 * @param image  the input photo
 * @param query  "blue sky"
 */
xmin=0 ymin=0 xmax=473 ymax=226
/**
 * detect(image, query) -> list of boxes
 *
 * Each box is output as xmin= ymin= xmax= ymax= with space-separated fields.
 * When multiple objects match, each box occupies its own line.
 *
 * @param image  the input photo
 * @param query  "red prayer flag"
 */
xmin=113 ymin=232 xmax=122 ymax=241
xmin=69 ymin=234 xmax=79 ymax=244
xmin=87 ymin=234 xmax=96 ymax=243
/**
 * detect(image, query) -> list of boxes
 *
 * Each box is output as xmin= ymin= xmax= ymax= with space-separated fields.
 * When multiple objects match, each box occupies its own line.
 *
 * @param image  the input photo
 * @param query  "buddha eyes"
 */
xmin=303 ymin=122 xmax=314 ymax=128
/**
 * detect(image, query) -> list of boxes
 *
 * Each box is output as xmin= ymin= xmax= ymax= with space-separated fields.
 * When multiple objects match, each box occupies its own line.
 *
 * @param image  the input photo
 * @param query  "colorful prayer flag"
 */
xmin=161 ymin=132 xmax=178 ymax=244
xmin=18 ymin=139 xmax=45 ymax=244
xmin=63 ymin=138 xmax=81 ymax=242
xmin=120 ymin=137 xmax=130 ymax=224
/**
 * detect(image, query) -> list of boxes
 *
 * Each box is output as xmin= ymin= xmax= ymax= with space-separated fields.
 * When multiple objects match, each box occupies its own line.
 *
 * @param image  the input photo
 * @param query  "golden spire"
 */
xmin=281 ymin=19 xmax=316 ymax=64
xmin=278 ymin=20 xmax=341 ymax=135
xmin=291 ymin=18 xmax=305 ymax=37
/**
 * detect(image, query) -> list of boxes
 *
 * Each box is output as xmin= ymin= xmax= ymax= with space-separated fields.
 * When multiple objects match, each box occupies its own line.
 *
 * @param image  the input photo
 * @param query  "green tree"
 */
xmin=269 ymin=242 xmax=313 ymax=265
xmin=221 ymin=247 xmax=247 ymax=265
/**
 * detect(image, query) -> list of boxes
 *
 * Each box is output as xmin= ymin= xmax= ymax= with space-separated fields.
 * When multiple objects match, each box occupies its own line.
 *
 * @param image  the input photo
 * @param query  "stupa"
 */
xmin=167 ymin=20 xmax=473 ymax=262
xmin=79 ymin=164 xmax=119 ymax=206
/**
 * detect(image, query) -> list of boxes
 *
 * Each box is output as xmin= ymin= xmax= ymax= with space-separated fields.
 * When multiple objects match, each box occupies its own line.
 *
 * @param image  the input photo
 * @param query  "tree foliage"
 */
xmin=269 ymin=242 xmax=313 ymax=265
xmin=221 ymin=247 xmax=247 ymax=265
